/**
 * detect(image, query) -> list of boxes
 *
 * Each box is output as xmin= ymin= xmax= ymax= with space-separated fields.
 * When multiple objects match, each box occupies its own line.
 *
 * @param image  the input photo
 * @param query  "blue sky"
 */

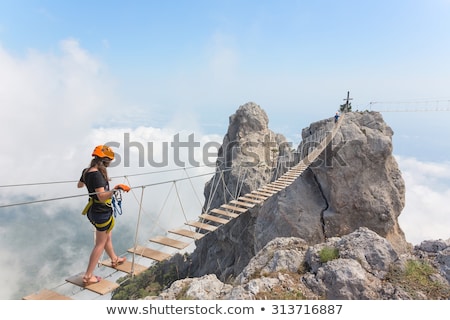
xmin=2 ymin=0 xmax=450 ymax=139
xmin=1 ymin=0 xmax=450 ymax=299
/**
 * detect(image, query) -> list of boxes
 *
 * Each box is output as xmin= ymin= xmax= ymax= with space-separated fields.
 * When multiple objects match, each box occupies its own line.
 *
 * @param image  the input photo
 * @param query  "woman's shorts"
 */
xmin=87 ymin=210 xmax=115 ymax=232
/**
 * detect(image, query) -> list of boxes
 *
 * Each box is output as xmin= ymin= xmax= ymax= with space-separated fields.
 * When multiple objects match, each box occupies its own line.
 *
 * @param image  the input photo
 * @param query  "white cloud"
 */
xmin=396 ymin=156 xmax=450 ymax=245
xmin=0 ymin=39 xmax=117 ymax=186
xmin=0 ymin=247 xmax=21 ymax=299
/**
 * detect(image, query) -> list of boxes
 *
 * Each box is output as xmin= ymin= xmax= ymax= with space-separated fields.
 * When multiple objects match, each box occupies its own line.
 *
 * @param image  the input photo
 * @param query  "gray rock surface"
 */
xmin=156 ymin=274 xmax=232 ymax=300
xmin=308 ymin=112 xmax=407 ymax=253
xmin=203 ymin=102 xmax=291 ymax=211
xmin=415 ymin=239 xmax=450 ymax=283
xmin=154 ymin=228 xmax=450 ymax=300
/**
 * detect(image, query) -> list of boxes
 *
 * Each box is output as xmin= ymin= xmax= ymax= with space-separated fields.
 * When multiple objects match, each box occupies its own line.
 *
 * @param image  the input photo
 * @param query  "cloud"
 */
xmin=0 ymin=38 xmax=117 ymax=187
xmin=396 ymin=156 xmax=450 ymax=245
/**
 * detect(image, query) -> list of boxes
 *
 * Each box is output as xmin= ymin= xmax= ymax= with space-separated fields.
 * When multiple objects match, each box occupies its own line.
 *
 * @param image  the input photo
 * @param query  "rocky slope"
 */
xmin=155 ymin=228 xmax=450 ymax=300
xmin=112 ymin=102 xmax=450 ymax=300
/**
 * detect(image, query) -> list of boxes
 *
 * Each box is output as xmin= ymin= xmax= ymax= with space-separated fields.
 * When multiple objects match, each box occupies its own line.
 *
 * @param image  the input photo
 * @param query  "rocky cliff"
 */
xmin=186 ymin=103 xmax=409 ymax=280
xmin=307 ymin=111 xmax=407 ymax=253
xmin=112 ymin=102 xmax=450 ymax=300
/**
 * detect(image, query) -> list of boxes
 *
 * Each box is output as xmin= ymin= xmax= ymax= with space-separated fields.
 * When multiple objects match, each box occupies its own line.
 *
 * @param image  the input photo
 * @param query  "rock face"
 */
xmin=203 ymin=102 xmax=292 ymax=211
xmin=416 ymin=239 xmax=450 ymax=283
xmin=152 ymin=228 xmax=450 ymax=300
xmin=307 ymin=112 xmax=407 ymax=253
xmin=181 ymin=103 xmax=408 ymax=283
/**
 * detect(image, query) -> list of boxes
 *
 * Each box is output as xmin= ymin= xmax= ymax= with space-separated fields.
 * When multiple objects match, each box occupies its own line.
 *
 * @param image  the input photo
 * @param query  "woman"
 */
xmin=78 ymin=145 xmax=130 ymax=285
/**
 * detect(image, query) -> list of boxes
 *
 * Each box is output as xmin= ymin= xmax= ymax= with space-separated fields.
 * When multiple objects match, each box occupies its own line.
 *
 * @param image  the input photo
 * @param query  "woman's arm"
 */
xmin=95 ymin=187 xmax=115 ymax=202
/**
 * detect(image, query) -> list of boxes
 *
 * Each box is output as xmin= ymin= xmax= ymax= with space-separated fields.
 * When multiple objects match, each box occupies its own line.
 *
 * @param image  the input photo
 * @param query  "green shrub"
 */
xmin=318 ymin=247 xmax=339 ymax=263
xmin=112 ymin=261 xmax=181 ymax=300
xmin=387 ymin=259 xmax=450 ymax=299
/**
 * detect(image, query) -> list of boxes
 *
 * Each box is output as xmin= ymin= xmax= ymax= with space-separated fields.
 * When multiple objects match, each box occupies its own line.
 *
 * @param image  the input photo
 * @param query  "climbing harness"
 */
xmin=112 ymin=190 xmax=123 ymax=218
xmin=94 ymin=214 xmax=115 ymax=232
xmin=80 ymin=191 xmax=122 ymax=232
xmin=81 ymin=190 xmax=123 ymax=217
xmin=81 ymin=197 xmax=112 ymax=215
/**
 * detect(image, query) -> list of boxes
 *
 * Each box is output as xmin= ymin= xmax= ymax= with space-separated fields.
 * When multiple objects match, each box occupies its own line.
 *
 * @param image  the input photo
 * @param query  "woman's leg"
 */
xmin=104 ymin=231 xmax=126 ymax=265
xmin=83 ymin=230 xmax=108 ymax=282
xmin=104 ymin=231 xmax=116 ymax=260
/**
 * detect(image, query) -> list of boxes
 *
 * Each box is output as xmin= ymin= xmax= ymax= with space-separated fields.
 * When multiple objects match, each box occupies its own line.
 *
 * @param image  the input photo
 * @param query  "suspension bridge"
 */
xmin=368 ymin=99 xmax=450 ymax=112
xmin=14 ymin=113 xmax=345 ymax=300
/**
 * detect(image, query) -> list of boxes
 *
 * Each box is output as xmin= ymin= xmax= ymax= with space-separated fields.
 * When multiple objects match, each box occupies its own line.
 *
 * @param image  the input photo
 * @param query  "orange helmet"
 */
xmin=92 ymin=145 xmax=114 ymax=160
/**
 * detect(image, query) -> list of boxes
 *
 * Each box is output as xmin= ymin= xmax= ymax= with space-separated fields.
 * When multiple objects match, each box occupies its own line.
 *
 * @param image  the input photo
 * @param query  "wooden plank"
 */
xmin=210 ymin=208 xmax=239 ymax=218
xmin=100 ymin=260 xmax=148 ymax=276
xmin=277 ymin=177 xmax=296 ymax=181
xmin=221 ymin=204 xmax=248 ymax=213
xmin=256 ymin=188 xmax=277 ymax=194
xmin=278 ymin=174 xmax=296 ymax=179
xmin=128 ymin=245 xmax=171 ymax=262
xmin=285 ymin=170 xmax=302 ymax=175
xmin=264 ymin=188 xmax=283 ymax=193
xmin=289 ymin=167 xmax=305 ymax=173
xmin=266 ymin=183 xmax=285 ymax=189
xmin=253 ymin=190 xmax=274 ymax=197
xmin=285 ymin=168 xmax=300 ymax=173
xmin=271 ymin=181 xmax=288 ymax=186
xmin=268 ymin=184 xmax=286 ymax=189
xmin=245 ymin=193 xmax=268 ymax=200
xmin=169 ymin=228 xmax=204 ymax=240
xmin=199 ymin=213 xmax=229 ymax=225
xmin=185 ymin=221 xmax=217 ymax=232
xmin=238 ymin=196 xmax=262 ymax=204
xmin=276 ymin=180 xmax=294 ymax=185
xmin=149 ymin=236 xmax=189 ymax=250
xmin=273 ymin=179 xmax=290 ymax=183
xmin=23 ymin=289 xmax=72 ymax=300
xmin=229 ymin=200 xmax=255 ymax=208
xmin=261 ymin=187 xmax=282 ymax=193
xmin=278 ymin=175 xmax=299 ymax=181
xmin=66 ymin=272 xmax=119 ymax=295
xmin=289 ymin=167 xmax=305 ymax=172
